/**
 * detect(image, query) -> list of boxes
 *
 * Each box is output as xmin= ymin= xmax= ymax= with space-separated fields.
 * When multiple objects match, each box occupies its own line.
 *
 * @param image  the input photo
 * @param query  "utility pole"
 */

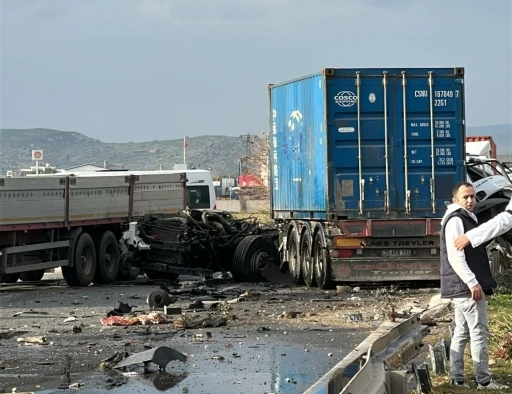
xmin=239 ymin=133 xmax=254 ymax=175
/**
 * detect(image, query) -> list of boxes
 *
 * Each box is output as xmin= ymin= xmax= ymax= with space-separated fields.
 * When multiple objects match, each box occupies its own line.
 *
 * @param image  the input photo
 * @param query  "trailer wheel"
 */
xmin=287 ymin=223 xmax=303 ymax=284
xmin=232 ymin=235 xmax=278 ymax=281
xmin=0 ymin=273 xmax=20 ymax=283
xmin=93 ymin=231 xmax=120 ymax=284
xmin=300 ymin=226 xmax=316 ymax=288
xmin=62 ymin=232 xmax=96 ymax=287
xmin=313 ymin=228 xmax=334 ymax=289
xmin=20 ymin=270 xmax=45 ymax=282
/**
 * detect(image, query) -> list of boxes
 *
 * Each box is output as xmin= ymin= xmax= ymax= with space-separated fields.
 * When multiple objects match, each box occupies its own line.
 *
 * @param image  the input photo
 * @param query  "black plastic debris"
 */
xmin=188 ymin=300 xmax=204 ymax=309
xmin=113 ymin=346 xmax=187 ymax=370
xmin=106 ymin=301 xmax=133 ymax=317
xmin=261 ymin=263 xmax=293 ymax=285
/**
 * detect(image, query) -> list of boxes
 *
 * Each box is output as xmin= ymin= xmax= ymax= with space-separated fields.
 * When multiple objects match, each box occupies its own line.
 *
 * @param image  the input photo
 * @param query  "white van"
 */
xmin=28 ymin=169 xmax=217 ymax=210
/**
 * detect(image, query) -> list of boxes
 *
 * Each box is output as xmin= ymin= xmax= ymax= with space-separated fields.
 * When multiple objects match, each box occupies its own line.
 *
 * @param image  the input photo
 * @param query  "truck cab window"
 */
xmin=186 ymin=186 xmax=210 ymax=209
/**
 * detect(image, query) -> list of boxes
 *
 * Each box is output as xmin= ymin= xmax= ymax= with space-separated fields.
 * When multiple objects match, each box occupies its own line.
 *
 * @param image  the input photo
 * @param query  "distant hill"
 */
xmin=467 ymin=124 xmax=512 ymax=155
xmin=0 ymin=124 xmax=510 ymax=176
xmin=0 ymin=129 xmax=246 ymax=177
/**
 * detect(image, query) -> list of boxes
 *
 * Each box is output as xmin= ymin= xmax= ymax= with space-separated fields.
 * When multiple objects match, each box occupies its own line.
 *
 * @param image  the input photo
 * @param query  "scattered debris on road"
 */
xmin=101 ymin=312 xmax=169 ymax=326
xmin=16 ymin=336 xmax=48 ymax=345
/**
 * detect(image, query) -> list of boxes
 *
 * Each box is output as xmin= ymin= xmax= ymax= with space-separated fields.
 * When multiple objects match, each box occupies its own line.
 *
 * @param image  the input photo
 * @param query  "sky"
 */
xmin=0 ymin=0 xmax=511 ymax=143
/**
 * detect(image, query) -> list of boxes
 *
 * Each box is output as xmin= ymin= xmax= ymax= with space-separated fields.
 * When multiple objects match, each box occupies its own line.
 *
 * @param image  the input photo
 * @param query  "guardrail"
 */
xmin=304 ymin=314 xmax=429 ymax=394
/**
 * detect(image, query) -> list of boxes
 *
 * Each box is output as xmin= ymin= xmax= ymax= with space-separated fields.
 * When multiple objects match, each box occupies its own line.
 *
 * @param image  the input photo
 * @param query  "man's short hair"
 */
xmin=452 ymin=181 xmax=474 ymax=197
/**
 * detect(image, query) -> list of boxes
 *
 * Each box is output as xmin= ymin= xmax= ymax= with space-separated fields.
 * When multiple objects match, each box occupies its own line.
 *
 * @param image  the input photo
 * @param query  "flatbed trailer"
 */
xmin=0 ymin=172 xmax=186 ymax=286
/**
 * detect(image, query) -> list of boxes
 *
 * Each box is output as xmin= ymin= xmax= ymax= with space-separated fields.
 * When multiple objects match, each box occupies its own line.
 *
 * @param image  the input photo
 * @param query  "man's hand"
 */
xmin=454 ymin=234 xmax=471 ymax=251
xmin=470 ymin=283 xmax=483 ymax=301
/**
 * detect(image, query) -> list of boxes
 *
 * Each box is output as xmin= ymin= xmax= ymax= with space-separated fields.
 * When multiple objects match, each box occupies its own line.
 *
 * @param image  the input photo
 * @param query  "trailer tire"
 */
xmin=20 ymin=270 xmax=45 ymax=282
xmin=0 ymin=273 xmax=20 ymax=283
xmin=313 ymin=228 xmax=334 ymax=290
xmin=300 ymin=225 xmax=316 ymax=287
xmin=93 ymin=231 xmax=120 ymax=284
xmin=233 ymin=235 xmax=278 ymax=281
xmin=62 ymin=232 xmax=96 ymax=287
xmin=287 ymin=223 xmax=303 ymax=285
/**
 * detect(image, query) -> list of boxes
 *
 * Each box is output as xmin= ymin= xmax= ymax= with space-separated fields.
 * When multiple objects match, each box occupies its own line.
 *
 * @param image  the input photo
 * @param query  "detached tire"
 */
xmin=62 ymin=232 xmax=96 ymax=287
xmin=147 ymin=289 xmax=171 ymax=308
xmin=93 ymin=231 xmax=120 ymax=284
xmin=232 ymin=235 xmax=278 ymax=282
xmin=0 ymin=273 xmax=20 ymax=283
xmin=20 ymin=270 xmax=45 ymax=282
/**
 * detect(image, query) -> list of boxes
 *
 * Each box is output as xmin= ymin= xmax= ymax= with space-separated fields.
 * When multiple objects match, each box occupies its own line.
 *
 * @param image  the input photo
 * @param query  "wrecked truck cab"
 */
xmin=469 ymin=157 xmax=512 ymax=267
xmin=120 ymin=209 xmax=281 ymax=282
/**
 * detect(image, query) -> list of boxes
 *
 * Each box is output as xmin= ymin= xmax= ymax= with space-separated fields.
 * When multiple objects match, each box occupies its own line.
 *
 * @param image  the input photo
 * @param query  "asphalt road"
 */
xmin=0 ymin=272 xmax=383 ymax=394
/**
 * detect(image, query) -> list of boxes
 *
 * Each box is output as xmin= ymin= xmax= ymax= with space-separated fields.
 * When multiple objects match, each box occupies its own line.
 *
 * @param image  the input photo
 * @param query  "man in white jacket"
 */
xmin=440 ymin=182 xmax=508 ymax=389
xmin=454 ymin=199 xmax=512 ymax=251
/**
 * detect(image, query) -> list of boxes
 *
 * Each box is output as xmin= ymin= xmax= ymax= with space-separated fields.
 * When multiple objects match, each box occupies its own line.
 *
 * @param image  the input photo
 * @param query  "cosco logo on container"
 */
xmin=334 ymin=91 xmax=357 ymax=107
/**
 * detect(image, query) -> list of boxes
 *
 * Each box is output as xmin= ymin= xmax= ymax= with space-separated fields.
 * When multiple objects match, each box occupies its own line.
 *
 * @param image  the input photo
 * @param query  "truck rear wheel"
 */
xmin=62 ymin=232 xmax=96 ymax=287
xmin=287 ymin=223 xmax=303 ymax=284
xmin=313 ymin=228 xmax=333 ymax=289
xmin=0 ymin=273 xmax=20 ymax=283
xmin=232 ymin=235 xmax=278 ymax=281
xmin=93 ymin=231 xmax=120 ymax=284
xmin=300 ymin=226 xmax=316 ymax=287
xmin=20 ymin=270 xmax=45 ymax=282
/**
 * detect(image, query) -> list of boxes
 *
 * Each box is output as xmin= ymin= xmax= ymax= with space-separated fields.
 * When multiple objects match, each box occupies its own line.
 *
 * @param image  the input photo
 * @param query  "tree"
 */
xmin=238 ymin=132 xmax=270 ymax=211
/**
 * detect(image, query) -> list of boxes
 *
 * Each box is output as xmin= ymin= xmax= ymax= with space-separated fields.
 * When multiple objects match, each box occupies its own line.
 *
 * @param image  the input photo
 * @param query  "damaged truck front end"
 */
xmin=121 ymin=209 xmax=280 ymax=282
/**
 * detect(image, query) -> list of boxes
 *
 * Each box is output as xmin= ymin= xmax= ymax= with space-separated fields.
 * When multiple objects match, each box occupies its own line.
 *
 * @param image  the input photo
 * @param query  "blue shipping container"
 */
xmin=269 ymin=67 xmax=466 ymax=219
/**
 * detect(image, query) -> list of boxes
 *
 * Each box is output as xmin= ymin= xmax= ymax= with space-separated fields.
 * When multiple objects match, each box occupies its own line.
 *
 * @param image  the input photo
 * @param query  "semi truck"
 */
xmin=268 ymin=67 xmax=512 ymax=288
xmin=0 ymin=172 xmax=186 ymax=285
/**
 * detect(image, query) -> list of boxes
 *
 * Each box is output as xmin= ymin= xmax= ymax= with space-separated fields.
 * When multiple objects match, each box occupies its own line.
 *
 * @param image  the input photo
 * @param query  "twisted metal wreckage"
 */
xmin=121 ymin=209 xmax=281 ymax=282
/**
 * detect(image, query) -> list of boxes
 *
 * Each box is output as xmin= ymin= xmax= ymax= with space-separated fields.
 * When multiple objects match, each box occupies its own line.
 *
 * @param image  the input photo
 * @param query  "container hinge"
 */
xmin=0 ymin=179 xmax=4 ymax=187
xmin=457 ymin=120 xmax=465 ymax=125
xmin=384 ymin=190 xmax=390 ymax=213
xmin=455 ymin=78 xmax=464 ymax=84
xmin=359 ymin=178 xmax=365 ymax=215
xmin=69 ymin=178 xmax=76 ymax=185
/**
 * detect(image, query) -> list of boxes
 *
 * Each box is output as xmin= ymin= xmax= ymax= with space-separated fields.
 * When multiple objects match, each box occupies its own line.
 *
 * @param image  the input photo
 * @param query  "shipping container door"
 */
xmin=326 ymin=71 xmax=397 ymax=217
xmin=270 ymin=75 xmax=328 ymax=217
xmin=396 ymin=70 xmax=465 ymax=216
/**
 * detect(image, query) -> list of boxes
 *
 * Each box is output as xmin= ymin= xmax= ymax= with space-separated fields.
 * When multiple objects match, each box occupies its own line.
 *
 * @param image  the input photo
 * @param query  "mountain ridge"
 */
xmin=1 ymin=124 xmax=510 ymax=176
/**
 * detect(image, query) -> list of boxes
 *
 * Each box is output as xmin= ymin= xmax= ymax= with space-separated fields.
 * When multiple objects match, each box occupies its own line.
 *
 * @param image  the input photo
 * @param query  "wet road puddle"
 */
xmin=0 ymin=334 xmax=360 ymax=394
